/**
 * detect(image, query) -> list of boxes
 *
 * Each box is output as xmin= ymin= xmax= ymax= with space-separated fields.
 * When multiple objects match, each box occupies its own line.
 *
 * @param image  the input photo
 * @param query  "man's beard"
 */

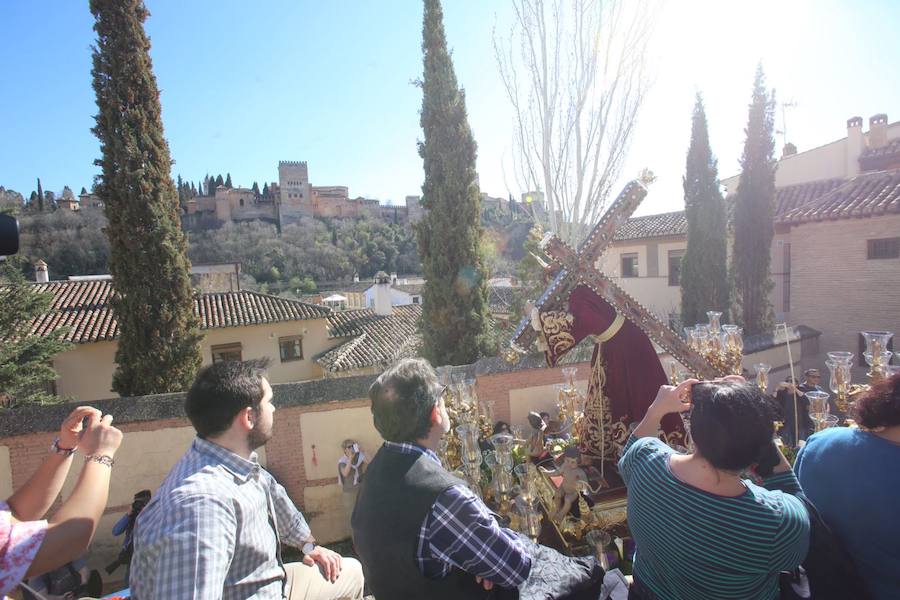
xmin=248 ymin=426 xmax=272 ymax=451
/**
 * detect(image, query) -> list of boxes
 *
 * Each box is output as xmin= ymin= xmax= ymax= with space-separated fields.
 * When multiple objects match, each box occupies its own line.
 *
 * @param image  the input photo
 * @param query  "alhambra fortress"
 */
xmin=127 ymin=160 xmax=521 ymax=230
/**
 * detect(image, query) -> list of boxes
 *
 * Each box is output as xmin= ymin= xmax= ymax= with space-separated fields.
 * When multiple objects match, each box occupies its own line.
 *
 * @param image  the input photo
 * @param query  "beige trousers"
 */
xmin=284 ymin=558 xmax=365 ymax=600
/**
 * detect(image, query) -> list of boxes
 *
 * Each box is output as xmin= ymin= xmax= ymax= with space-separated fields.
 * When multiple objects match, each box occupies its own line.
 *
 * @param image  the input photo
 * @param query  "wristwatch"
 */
xmin=50 ymin=437 xmax=77 ymax=457
xmin=302 ymin=541 xmax=317 ymax=554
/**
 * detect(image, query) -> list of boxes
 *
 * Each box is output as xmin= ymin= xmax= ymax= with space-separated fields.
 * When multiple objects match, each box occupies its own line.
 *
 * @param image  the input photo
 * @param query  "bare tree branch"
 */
xmin=495 ymin=0 xmax=655 ymax=246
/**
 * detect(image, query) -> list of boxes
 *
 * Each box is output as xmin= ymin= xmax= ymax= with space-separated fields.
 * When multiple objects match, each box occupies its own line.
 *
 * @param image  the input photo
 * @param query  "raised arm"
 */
xmin=631 ymin=379 xmax=698 ymax=439
xmin=25 ymin=412 xmax=123 ymax=577
xmin=8 ymin=407 xmax=102 ymax=521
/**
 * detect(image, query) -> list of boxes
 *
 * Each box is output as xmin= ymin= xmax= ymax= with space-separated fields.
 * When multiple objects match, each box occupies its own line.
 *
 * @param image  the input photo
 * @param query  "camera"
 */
xmin=0 ymin=213 xmax=19 ymax=256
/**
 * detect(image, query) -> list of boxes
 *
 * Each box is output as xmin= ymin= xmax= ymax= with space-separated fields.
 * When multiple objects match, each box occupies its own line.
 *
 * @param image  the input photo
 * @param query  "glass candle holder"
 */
xmin=825 ymin=360 xmax=851 ymax=397
xmin=666 ymin=359 xmax=680 ymax=385
xmin=806 ymin=390 xmax=830 ymax=416
xmin=481 ymin=398 xmax=495 ymax=424
xmin=753 ymin=363 xmax=771 ymax=393
xmin=826 ymin=351 xmax=854 ymax=365
xmin=491 ymin=433 xmax=515 ymax=469
xmin=585 ymin=529 xmax=614 ymax=571
xmin=864 ymin=351 xmax=893 ymax=368
xmin=516 ymin=496 xmax=543 ymax=539
xmin=706 ymin=311 xmax=723 ymax=334
xmin=861 ymin=331 xmax=894 ymax=358
xmin=456 ymin=424 xmax=482 ymax=466
xmin=561 ymin=366 xmax=578 ymax=390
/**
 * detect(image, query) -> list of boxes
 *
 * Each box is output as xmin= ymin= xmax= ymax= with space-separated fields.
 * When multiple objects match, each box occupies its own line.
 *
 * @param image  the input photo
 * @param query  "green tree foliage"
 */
xmin=0 ymin=187 xmax=25 ymax=212
xmin=90 ymin=0 xmax=202 ymax=396
xmin=36 ymin=178 xmax=44 ymax=212
xmin=416 ymin=0 xmax=490 ymax=365
xmin=188 ymin=217 xmax=419 ymax=288
xmin=262 ymin=182 xmax=269 ymax=198
xmin=18 ymin=210 xmax=110 ymax=278
xmin=225 ymin=173 xmax=233 ymax=188
xmin=680 ymin=93 xmax=729 ymax=327
xmin=0 ymin=257 xmax=72 ymax=408
xmin=215 ymin=174 xmax=224 ymax=189
xmin=731 ymin=65 xmax=776 ymax=335
xmin=251 ymin=181 xmax=260 ymax=197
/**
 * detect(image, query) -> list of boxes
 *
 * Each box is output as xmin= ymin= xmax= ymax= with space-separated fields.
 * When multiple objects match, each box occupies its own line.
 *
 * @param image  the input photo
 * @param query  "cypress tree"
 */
xmin=262 ymin=182 xmax=269 ymax=198
xmin=680 ymin=93 xmax=728 ymax=327
xmin=215 ymin=174 xmax=224 ymax=188
xmin=251 ymin=181 xmax=260 ymax=197
xmin=731 ymin=65 xmax=776 ymax=335
xmin=190 ymin=181 xmax=197 ymax=196
xmin=225 ymin=173 xmax=233 ymax=188
xmin=36 ymin=178 xmax=44 ymax=212
xmin=0 ymin=257 xmax=73 ymax=407
xmin=176 ymin=174 xmax=185 ymax=204
xmin=416 ymin=0 xmax=489 ymax=365
xmin=90 ymin=0 xmax=202 ymax=396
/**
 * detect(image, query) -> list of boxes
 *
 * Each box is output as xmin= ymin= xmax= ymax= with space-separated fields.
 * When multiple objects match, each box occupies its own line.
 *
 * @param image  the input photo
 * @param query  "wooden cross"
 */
xmin=510 ymin=174 xmax=721 ymax=379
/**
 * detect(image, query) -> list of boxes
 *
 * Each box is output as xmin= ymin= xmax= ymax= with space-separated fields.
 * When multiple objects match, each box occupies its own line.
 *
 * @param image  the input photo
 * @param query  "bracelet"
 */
xmin=83 ymin=453 xmax=115 ymax=467
xmin=50 ymin=437 xmax=77 ymax=457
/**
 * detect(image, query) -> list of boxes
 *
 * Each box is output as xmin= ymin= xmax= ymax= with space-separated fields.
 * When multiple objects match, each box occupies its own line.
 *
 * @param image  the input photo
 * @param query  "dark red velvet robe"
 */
xmin=538 ymin=285 xmax=685 ymax=465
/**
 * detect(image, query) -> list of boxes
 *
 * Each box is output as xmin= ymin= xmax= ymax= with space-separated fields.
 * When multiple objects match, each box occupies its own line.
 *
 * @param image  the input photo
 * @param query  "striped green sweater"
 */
xmin=618 ymin=435 xmax=809 ymax=600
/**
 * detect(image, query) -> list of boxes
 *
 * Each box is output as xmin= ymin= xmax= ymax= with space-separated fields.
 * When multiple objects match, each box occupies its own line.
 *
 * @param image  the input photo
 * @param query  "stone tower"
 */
xmin=277 ymin=161 xmax=313 ymax=224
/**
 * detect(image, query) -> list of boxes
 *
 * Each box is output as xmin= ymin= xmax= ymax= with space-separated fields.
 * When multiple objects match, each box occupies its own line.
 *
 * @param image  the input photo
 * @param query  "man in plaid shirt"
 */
xmin=352 ymin=358 xmax=534 ymax=599
xmin=130 ymin=359 xmax=364 ymax=600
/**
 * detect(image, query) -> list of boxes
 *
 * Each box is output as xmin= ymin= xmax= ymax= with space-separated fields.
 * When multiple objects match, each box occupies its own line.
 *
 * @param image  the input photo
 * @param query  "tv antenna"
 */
xmin=776 ymin=100 xmax=798 ymax=147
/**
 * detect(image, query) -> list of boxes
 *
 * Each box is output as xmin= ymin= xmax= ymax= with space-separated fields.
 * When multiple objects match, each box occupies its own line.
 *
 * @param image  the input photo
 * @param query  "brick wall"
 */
xmin=0 ymin=362 xmax=591 ymax=571
xmin=789 ymin=215 xmax=900 ymax=375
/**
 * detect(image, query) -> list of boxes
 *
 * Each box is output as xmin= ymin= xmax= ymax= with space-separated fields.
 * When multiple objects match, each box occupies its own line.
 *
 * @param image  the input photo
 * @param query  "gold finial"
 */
xmin=639 ymin=169 xmax=657 ymax=185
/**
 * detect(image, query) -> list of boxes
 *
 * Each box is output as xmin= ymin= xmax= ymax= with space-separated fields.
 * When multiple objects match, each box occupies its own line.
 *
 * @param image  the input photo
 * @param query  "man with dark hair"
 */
xmin=131 ymin=359 xmax=364 ymax=600
xmin=353 ymin=358 xmax=602 ymax=599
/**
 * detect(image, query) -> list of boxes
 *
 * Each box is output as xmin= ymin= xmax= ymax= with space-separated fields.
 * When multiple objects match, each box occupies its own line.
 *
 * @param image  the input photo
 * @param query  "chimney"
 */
xmin=34 ymin=259 xmax=49 ymax=283
xmin=868 ymin=113 xmax=888 ymax=149
xmin=846 ymin=116 xmax=864 ymax=177
xmin=781 ymin=142 xmax=797 ymax=158
xmin=373 ymin=271 xmax=392 ymax=316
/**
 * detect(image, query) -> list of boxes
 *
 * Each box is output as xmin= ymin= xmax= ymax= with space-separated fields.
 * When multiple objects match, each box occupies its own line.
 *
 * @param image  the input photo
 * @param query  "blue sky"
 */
xmin=1 ymin=0 xmax=898 ymax=216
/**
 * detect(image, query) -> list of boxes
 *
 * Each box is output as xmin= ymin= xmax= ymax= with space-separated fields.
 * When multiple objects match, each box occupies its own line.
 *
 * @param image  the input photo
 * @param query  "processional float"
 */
xmin=438 ymin=174 xmax=743 ymax=564
xmin=437 ymin=173 xmax=894 ymax=565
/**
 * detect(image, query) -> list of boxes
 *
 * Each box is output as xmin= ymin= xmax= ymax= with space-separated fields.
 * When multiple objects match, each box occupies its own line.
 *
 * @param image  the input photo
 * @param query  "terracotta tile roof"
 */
xmin=323 ymin=281 xmax=374 ymax=294
xmin=318 ymin=305 xmax=422 ymax=373
xmin=325 ymin=309 xmax=374 ymax=339
xmin=778 ymin=169 xmax=900 ymax=224
xmin=615 ymin=171 xmax=899 ymax=240
xmin=194 ymin=290 xmax=331 ymax=328
xmin=773 ymin=178 xmax=845 ymax=217
xmin=18 ymin=280 xmax=330 ymax=344
xmin=394 ymin=283 xmax=424 ymax=295
xmin=859 ymin=138 xmax=900 ymax=171
xmin=614 ymin=211 xmax=687 ymax=240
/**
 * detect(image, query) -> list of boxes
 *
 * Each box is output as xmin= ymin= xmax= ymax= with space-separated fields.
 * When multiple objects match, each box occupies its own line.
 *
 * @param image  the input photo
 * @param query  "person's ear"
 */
xmin=238 ymin=406 xmax=255 ymax=431
xmin=430 ymin=404 xmax=441 ymax=426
